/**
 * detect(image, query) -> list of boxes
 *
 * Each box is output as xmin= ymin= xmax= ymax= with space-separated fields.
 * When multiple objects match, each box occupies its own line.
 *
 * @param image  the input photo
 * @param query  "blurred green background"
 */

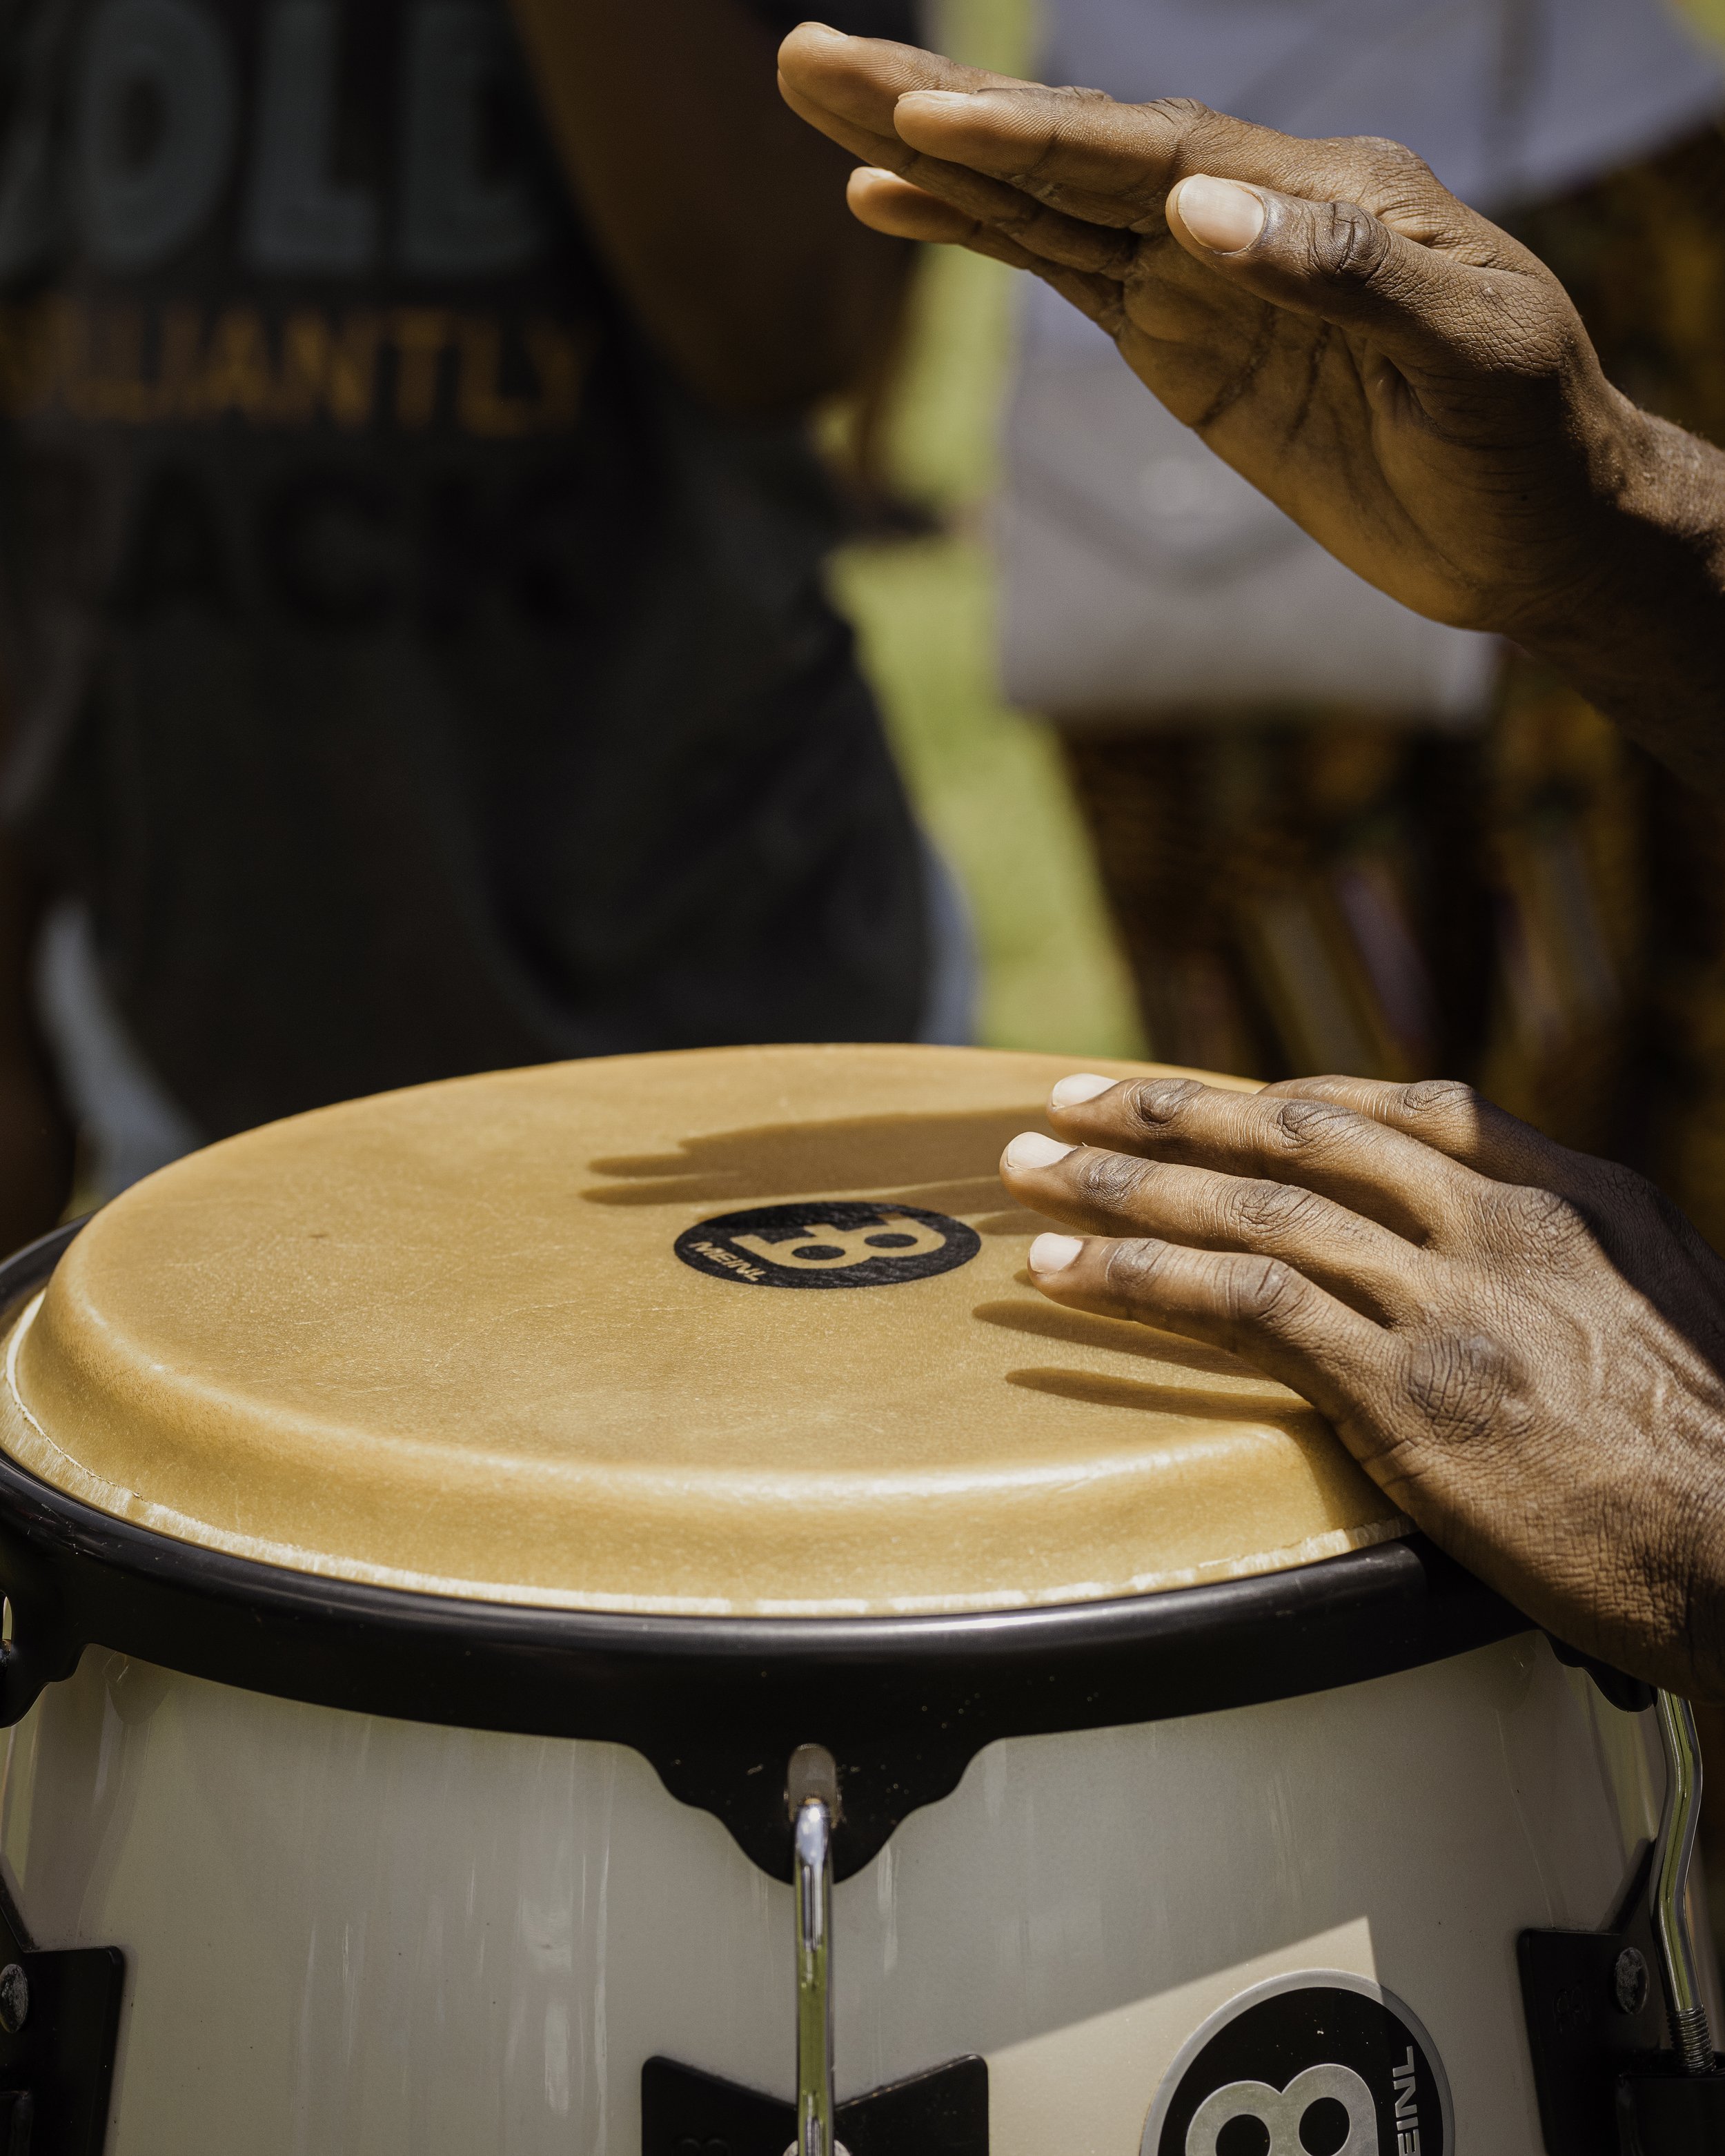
xmin=825 ymin=0 xmax=1145 ymax=1059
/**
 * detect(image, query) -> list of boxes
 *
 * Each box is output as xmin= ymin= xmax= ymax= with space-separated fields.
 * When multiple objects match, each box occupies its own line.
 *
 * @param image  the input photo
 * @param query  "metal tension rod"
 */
xmin=1653 ymin=1690 xmax=1716 ymax=2076
xmin=786 ymin=1743 xmax=847 ymax=2156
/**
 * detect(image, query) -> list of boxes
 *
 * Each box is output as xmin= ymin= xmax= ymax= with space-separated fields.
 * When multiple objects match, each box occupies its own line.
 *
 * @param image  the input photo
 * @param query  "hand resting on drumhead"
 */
xmin=777 ymin=26 xmax=1725 ymax=797
xmin=998 ymin=1075 xmax=1725 ymax=1701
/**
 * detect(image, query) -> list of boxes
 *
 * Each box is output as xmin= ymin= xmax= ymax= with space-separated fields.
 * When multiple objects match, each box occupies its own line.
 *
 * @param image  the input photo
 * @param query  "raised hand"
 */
xmin=778 ymin=25 xmax=1725 ymax=793
xmin=998 ymin=1071 xmax=1725 ymax=1699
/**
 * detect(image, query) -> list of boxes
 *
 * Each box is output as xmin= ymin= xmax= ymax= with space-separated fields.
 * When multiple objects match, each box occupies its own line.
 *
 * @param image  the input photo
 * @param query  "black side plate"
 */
xmin=1519 ymin=1926 xmax=1664 ymax=2155
xmin=0 ymin=1873 xmax=123 ymax=2155
xmin=1520 ymin=1839 xmax=1725 ymax=2156
xmin=640 ymin=2054 xmax=987 ymax=2156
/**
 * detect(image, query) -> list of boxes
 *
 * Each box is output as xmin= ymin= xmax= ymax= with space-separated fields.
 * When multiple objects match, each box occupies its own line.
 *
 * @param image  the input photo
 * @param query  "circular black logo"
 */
xmin=1144 ymin=1973 xmax=1452 ymax=2156
xmin=673 ymin=1202 xmax=980 ymax=1290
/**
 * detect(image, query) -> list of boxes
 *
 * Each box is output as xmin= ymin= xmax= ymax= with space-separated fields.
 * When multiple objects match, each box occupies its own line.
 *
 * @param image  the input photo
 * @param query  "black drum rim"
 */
xmin=0 ymin=1219 xmax=1513 ymax=1671
xmin=0 ymin=1217 xmax=1512 ymax=1663
xmin=0 ymin=1398 xmax=1481 ymax=1661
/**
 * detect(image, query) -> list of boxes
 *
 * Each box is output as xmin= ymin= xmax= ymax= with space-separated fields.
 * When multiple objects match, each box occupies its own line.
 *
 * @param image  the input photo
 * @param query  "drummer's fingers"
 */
xmin=847 ymin=169 xmax=992 ymax=244
xmin=778 ymin=23 xmax=1024 ymax=143
xmin=889 ymin=79 xmax=1497 ymax=248
xmin=778 ymin=30 xmax=1136 ymax=276
xmin=1041 ymin=1076 xmax=1486 ymax=1244
xmin=782 ymin=77 xmax=1141 ymax=275
xmin=776 ymin=63 xmax=1017 ymax=221
xmin=1258 ymin=1074 xmax=1603 ymax=1194
xmin=1025 ymin=1232 xmax=1389 ymax=1423
xmin=999 ymin=1141 xmax=1426 ymax=1322
xmin=845 ymin=171 xmax=1129 ymax=325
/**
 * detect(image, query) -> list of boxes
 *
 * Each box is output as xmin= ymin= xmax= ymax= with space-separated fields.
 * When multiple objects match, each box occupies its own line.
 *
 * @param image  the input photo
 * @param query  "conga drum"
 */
xmin=0 ymin=1046 xmax=1699 ymax=2154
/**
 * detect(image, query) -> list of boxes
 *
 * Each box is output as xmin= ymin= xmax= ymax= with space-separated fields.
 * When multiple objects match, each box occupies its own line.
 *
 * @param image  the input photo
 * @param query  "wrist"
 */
xmin=1499 ymin=388 xmax=1665 ymax=645
xmin=1501 ymin=392 xmax=1725 ymax=786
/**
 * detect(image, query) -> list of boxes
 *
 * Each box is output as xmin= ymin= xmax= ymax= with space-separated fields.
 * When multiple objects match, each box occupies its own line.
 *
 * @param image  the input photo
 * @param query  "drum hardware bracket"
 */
xmin=639 ymin=2055 xmax=988 ymax=2156
xmin=787 ymin=1745 xmax=844 ymax=2156
xmin=0 ymin=1867 xmax=124 ymax=2156
xmin=1519 ymin=1685 xmax=1725 ymax=2155
xmin=0 ymin=1607 xmax=82 ymax=1741
xmin=639 ymin=1745 xmax=988 ymax=2156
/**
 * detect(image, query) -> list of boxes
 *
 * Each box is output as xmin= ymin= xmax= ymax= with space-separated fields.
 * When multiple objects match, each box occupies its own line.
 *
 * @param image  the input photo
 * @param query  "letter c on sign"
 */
xmin=77 ymin=0 xmax=237 ymax=271
xmin=1186 ymin=2064 xmax=1379 ymax=2156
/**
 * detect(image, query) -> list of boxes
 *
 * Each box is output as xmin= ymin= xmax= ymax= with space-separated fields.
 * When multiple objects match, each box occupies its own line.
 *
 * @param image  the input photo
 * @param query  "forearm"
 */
xmin=1517 ymin=403 xmax=1725 ymax=798
xmin=506 ymin=0 xmax=909 ymax=412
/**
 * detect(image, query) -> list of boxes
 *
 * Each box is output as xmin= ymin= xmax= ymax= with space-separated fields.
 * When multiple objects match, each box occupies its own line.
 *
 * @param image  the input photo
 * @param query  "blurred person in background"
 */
xmin=0 ymin=0 xmax=960 ymax=1246
xmin=996 ymin=0 xmax=1725 ymax=1223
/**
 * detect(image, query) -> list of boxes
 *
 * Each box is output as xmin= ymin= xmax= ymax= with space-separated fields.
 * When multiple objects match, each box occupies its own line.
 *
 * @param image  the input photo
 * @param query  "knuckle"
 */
xmin=991 ymin=190 xmax=1053 ymax=237
xmin=1143 ymin=95 xmax=1214 ymax=130
xmin=1226 ymin=1254 xmax=1308 ymax=1329
xmin=1102 ymin=1236 xmax=1167 ymax=1299
xmin=1403 ymin=1327 xmax=1524 ymax=1445
xmin=1268 ymin=1096 xmax=1355 ymax=1151
xmin=1073 ymin=1147 xmax=1147 ymax=1212
xmin=1224 ymin=1177 xmax=1325 ymax=1243
xmin=1050 ymin=83 xmax=1111 ymax=104
xmin=1123 ymin=1076 xmax=1204 ymax=1134
xmin=1354 ymin=135 xmax=1439 ymax=188
xmin=1396 ymin=1077 xmax=1479 ymax=1129
xmin=1500 ymin=1183 xmax=1594 ymax=1266
xmin=1306 ymin=197 xmax=1392 ymax=288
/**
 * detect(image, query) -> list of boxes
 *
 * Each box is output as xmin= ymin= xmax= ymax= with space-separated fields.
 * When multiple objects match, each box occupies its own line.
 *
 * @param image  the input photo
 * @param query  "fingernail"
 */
xmin=800 ymin=21 xmax=844 ymax=35
xmin=1173 ymin=175 xmax=1265 ymax=253
xmin=1050 ymin=1073 xmax=1114 ymax=1109
xmin=898 ymin=88 xmax=979 ymax=107
xmin=1003 ymin=1131 xmax=1075 ymax=1171
xmin=1029 ymin=1233 xmax=1084 ymax=1275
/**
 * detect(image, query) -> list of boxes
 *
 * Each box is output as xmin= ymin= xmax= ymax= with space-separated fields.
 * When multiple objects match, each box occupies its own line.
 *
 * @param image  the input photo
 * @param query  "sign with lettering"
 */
xmin=1143 ymin=1972 xmax=1452 ymax=2156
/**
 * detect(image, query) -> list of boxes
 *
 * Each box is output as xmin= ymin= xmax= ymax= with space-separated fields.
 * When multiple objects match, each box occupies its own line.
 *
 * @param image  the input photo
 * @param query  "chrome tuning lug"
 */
xmin=1652 ymin=1690 xmax=1716 ymax=2076
xmin=785 ymin=1744 xmax=849 ymax=2156
xmin=1519 ymin=1678 xmax=1725 ymax=2153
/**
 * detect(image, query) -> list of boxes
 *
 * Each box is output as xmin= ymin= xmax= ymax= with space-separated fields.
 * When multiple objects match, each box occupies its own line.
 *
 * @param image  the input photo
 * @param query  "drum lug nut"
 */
xmin=0 ymin=1963 xmax=27 ymax=2035
xmin=785 ymin=1745 xmax=849 ymax=2156
xmin=1650 ymin=1692 xmax=1715 ymax=2074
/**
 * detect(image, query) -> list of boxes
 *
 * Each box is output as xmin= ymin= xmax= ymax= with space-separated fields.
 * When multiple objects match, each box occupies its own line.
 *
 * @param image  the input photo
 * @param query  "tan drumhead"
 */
xmin=0 ymin=1045 xmax=1404 ymax=1615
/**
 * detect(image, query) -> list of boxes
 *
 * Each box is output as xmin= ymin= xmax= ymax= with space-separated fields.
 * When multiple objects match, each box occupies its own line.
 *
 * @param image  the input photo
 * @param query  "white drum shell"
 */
xmin=0 ymin=1632 xmax=1695 ymax=2153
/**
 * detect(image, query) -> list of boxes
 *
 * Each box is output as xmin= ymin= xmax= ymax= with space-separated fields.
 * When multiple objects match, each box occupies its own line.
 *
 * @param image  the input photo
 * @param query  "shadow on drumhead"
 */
xmin=1005 ymin=1366 xmax=1329 ymax=1431
xmin=972 ymin=1296 xmax=1259 ymax=1377
xmin=582 ymin=1106 xmax=1053 ymax=1215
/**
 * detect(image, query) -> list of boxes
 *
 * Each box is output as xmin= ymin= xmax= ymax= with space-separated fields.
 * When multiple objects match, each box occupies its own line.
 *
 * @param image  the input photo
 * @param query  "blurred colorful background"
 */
xmin=827 ymin=0 xmax=1145 ymax=1062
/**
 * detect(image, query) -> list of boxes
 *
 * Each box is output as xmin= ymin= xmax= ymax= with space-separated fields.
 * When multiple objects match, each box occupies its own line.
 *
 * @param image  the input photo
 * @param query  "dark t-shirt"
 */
xmin=0 ymin=0 xmax=926 ymax=1138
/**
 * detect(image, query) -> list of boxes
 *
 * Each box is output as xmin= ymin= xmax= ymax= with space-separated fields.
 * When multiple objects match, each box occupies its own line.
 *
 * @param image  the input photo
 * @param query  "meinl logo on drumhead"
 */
xmin=674 ymin=1201 xmax=981 ymax=1289
xmin=1143 ymin=1972 xmax=1452 ymax=2156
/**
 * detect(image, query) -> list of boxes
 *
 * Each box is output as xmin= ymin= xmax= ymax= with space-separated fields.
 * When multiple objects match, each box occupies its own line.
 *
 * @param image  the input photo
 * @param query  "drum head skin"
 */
xmin=0 ymin=1046 xmax=1406 ymax=1617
